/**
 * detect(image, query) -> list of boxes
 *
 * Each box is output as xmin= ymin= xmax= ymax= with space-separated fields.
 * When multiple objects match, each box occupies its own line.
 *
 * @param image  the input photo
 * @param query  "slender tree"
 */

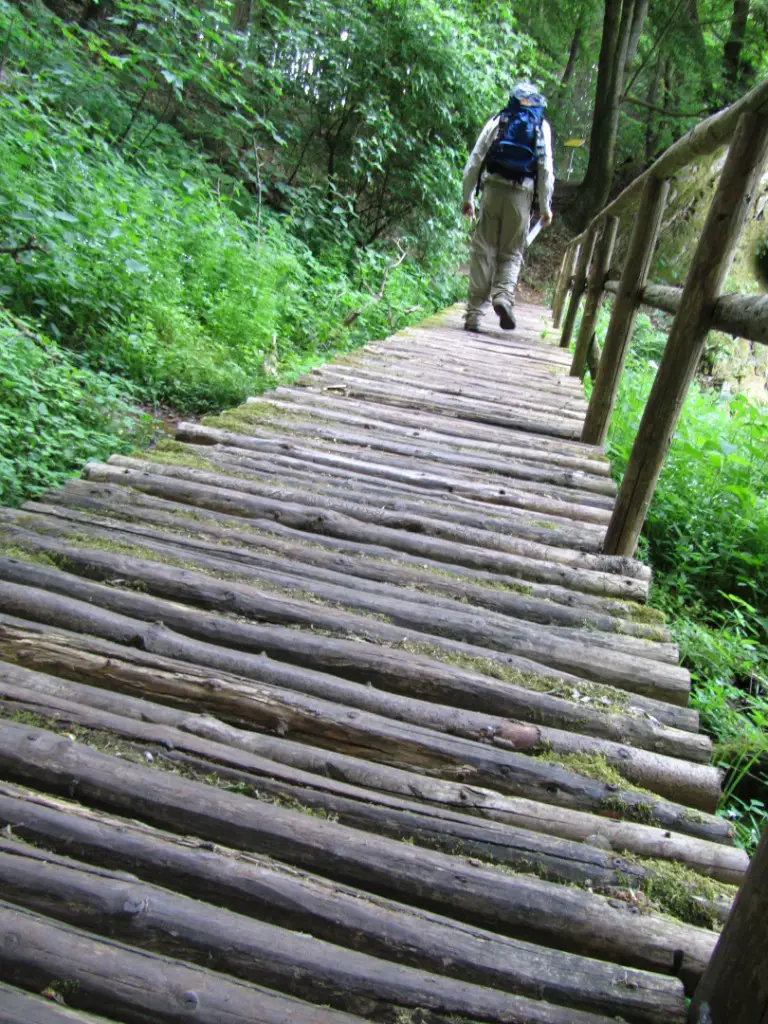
xmin=724 ymin=0 xmax=751 ymax=90
xmin=576 ymin=0 xmax=646 ymax=226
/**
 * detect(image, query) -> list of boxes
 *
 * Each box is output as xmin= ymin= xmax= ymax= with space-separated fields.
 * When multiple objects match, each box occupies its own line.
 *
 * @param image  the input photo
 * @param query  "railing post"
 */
xmin=570 ymin=216 xmax=619 ymax=379
xmin=559 ymin=224 xmax=598 ymax=349
xmin=552 ymin=243 xmax=578 ymax=328
xmin=603 ymin=111 xmax=768 ymax=557
xmin=688 ymin=825 xmax=768 ymax=1023
xmin=581 ymin=175 xmax=670 ymax=446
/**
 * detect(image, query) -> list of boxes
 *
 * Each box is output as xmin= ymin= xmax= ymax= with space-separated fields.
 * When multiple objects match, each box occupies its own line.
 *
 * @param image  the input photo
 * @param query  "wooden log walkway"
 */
xmin=0 ymin=302 xmax=747 ymax=1023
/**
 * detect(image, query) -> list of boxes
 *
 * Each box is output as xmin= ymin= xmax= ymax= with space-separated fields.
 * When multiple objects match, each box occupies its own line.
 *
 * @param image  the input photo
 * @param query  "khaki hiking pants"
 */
xmin=466 ymin=178 xmax=532 ymax=322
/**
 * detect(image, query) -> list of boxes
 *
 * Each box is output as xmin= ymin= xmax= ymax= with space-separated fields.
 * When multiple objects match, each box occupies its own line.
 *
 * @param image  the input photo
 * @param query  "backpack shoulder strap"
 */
xmin=478 ymin=110 xmax=509 ymax=185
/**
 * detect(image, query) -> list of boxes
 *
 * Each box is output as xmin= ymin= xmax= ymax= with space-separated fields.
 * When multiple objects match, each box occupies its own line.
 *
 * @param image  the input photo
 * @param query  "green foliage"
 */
xmin=0 ymin=310 xmax=155 ymax=505
xmin=608 ymin=324 xmax=768 ymax=613
xmin=0 ymin=0 xmax=487 ymax=492
xmin=601 ymin=308 xmax=768 ymax=851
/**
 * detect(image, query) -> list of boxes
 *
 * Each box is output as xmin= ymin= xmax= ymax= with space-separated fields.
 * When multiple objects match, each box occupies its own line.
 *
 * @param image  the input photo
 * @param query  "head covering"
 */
xmin=511 ymin=81 xmax=546 ymax=107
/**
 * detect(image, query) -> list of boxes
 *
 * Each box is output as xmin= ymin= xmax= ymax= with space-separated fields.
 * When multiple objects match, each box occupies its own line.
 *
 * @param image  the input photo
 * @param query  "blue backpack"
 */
xmin=485 ymin=96 xmax=545 ymax=182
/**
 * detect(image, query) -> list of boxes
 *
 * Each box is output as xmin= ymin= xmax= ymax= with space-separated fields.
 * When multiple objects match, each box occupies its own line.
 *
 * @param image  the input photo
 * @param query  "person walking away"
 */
xmin=462 ymin=82 xmax=555 ymax=332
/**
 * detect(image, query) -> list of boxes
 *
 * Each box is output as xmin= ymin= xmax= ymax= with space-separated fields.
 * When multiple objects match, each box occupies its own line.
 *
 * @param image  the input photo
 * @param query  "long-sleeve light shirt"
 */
xmin=462 ymin=115 xmax=555 ymax=215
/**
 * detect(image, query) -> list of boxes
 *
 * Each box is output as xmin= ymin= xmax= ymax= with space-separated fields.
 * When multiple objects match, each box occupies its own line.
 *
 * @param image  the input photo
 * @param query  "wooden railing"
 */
xmin=553 ymin=79 xmax=768 ymax=559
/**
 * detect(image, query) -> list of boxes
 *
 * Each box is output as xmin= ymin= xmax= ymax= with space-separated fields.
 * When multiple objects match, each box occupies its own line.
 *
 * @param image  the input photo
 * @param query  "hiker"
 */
xmin=462 ymin=82 xmax=555 ymax=332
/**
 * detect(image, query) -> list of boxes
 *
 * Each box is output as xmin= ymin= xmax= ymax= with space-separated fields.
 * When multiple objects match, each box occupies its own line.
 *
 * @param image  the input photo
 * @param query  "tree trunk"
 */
xmin=625 ymin=0 xmax=650 ymax=71
xmin=577 ymin=0 xmax=647 ymax=226
xmin=723 ymin=0 xmax=750 ymax=90
xmin=645 ymin=57 xmax=666 ymax=163
xmin=562 ymin=19 xmax=585 ymax=86
xmin=230 ymin=0 xmax=252 ymax=32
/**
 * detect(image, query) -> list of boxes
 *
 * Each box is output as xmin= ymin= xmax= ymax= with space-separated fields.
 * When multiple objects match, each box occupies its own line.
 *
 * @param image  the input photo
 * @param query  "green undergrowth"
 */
xmin=590 ymin=306 xmax=768 ymax=852
xmin=0 ymin=0 xmax=468 ymax=506
xmin=0 ymin=310 xmax=158 ymax=506
xmin=392 ymin=640 xmax=632 ymax=713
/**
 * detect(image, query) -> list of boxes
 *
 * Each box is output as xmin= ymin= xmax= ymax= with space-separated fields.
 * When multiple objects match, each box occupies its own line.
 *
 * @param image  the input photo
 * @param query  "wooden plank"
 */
xmin=0 ymin=842 xmax=626 ymax=1024
xmin=0 ymin=658 xmax=721 ymax=837
xmin=0 ymin=902 xmax=367 ymax=1024
xmin=34 ymin=482 xmax=669 ymax=636
xmin=604 ymin=112 xmax=768 ymax=556
xmin=0 ymin=517 xmax=689 ymax=706
xmin=0 ymin=626 xmax=715 ymax=807
xmin=0 ymin=720 xmax=720 ymax=988
xmin=79 ymin=465 xmax=649 ymax=597
xmin=22 ymin=499 xmax=671 ymax=648
xmin=0 ymin=784 xmax=687 ymax=1024
xmin=0 ymin=982 xmax=114 ymax=1024
xmin=552 ymin=244 xmax=578 ymax=328
xmin=604 ymin=281 xmax=768 ymax=346
xmin=0 ymin=583 xmax=701 ymax=749
xmin=0 ymin=624 xmax=738 ymax=879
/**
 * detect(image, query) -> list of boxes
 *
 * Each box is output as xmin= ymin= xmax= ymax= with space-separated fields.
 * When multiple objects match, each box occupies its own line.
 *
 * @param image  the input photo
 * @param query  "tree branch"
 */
xmin=623 ymin=94 xmax=707 ymax=118
xmin=0 ymin=237 xmax=48 ymax=262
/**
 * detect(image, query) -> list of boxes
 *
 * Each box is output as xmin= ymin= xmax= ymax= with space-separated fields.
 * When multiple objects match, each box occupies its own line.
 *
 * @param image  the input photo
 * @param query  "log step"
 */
xmin=0 ymin=300 xmax=738 ymax=1023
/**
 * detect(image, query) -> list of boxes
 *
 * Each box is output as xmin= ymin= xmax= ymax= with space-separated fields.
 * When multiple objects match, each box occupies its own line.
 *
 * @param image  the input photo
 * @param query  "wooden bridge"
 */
xmin=2 ymin=80 xmax=768 ymax=1024
xmin=0 ymin=299 xmax=749 ymax=1024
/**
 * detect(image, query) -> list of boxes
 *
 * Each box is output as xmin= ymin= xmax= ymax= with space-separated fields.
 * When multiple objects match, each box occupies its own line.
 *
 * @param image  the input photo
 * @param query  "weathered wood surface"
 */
xmin=0 ymin=721 xmax=719 ymax=988
xmin=605 ymin=280 xmax=768 ymax=345
xmin=604 ymin=112 xmax=768 ymax=555
xmin=560 ymin=224 xmax=598 ymax=351
xmin=0 ymin=303 xmax=735 ymax=1023
xmin=0 ymin=627 xmax=719 ymax=807
xmin=0 ymin=983 xmax=114 ymax=1024
xmin=688 ymin=825 xmax=768 ymax=1023
xmin=581 ymin=175 xmax=670 ymax=447
xmin=0 ymin=840 xmax=629 ymax=1024
xmin=571 ymin=216 xmax=619 ymax=379
xmin=0 ymin=902 xmax=369 ymax=1024
xmin=0 ymin=520 xmax=690 ymax=706
xmin=0 ymin=784 xmax=686 ymax=1023
xmin=552 ymin=244 xmax=578 ymax=327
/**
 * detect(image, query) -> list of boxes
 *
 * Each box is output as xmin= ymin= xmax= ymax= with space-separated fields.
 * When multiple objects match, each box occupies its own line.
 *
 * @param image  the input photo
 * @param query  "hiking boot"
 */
xmin=493 ymin=299 xmax=516 ymax=331
xmin=464 ymin=318 xmax=481 ymax=333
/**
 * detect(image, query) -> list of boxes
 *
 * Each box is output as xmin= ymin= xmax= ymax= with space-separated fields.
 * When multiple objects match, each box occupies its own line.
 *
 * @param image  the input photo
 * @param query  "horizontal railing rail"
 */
xmin=552 ymin=76 xmax=768 ymax=558
xmin=603 ymin=282 xmax=768 ymax=346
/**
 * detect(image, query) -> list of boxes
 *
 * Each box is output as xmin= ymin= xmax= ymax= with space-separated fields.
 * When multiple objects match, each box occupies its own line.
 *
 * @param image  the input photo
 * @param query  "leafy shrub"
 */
xmin=0 ymin=311 xmax=155 ymax=505
xmin=0 ymin=0 xmax=467 ymax=423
